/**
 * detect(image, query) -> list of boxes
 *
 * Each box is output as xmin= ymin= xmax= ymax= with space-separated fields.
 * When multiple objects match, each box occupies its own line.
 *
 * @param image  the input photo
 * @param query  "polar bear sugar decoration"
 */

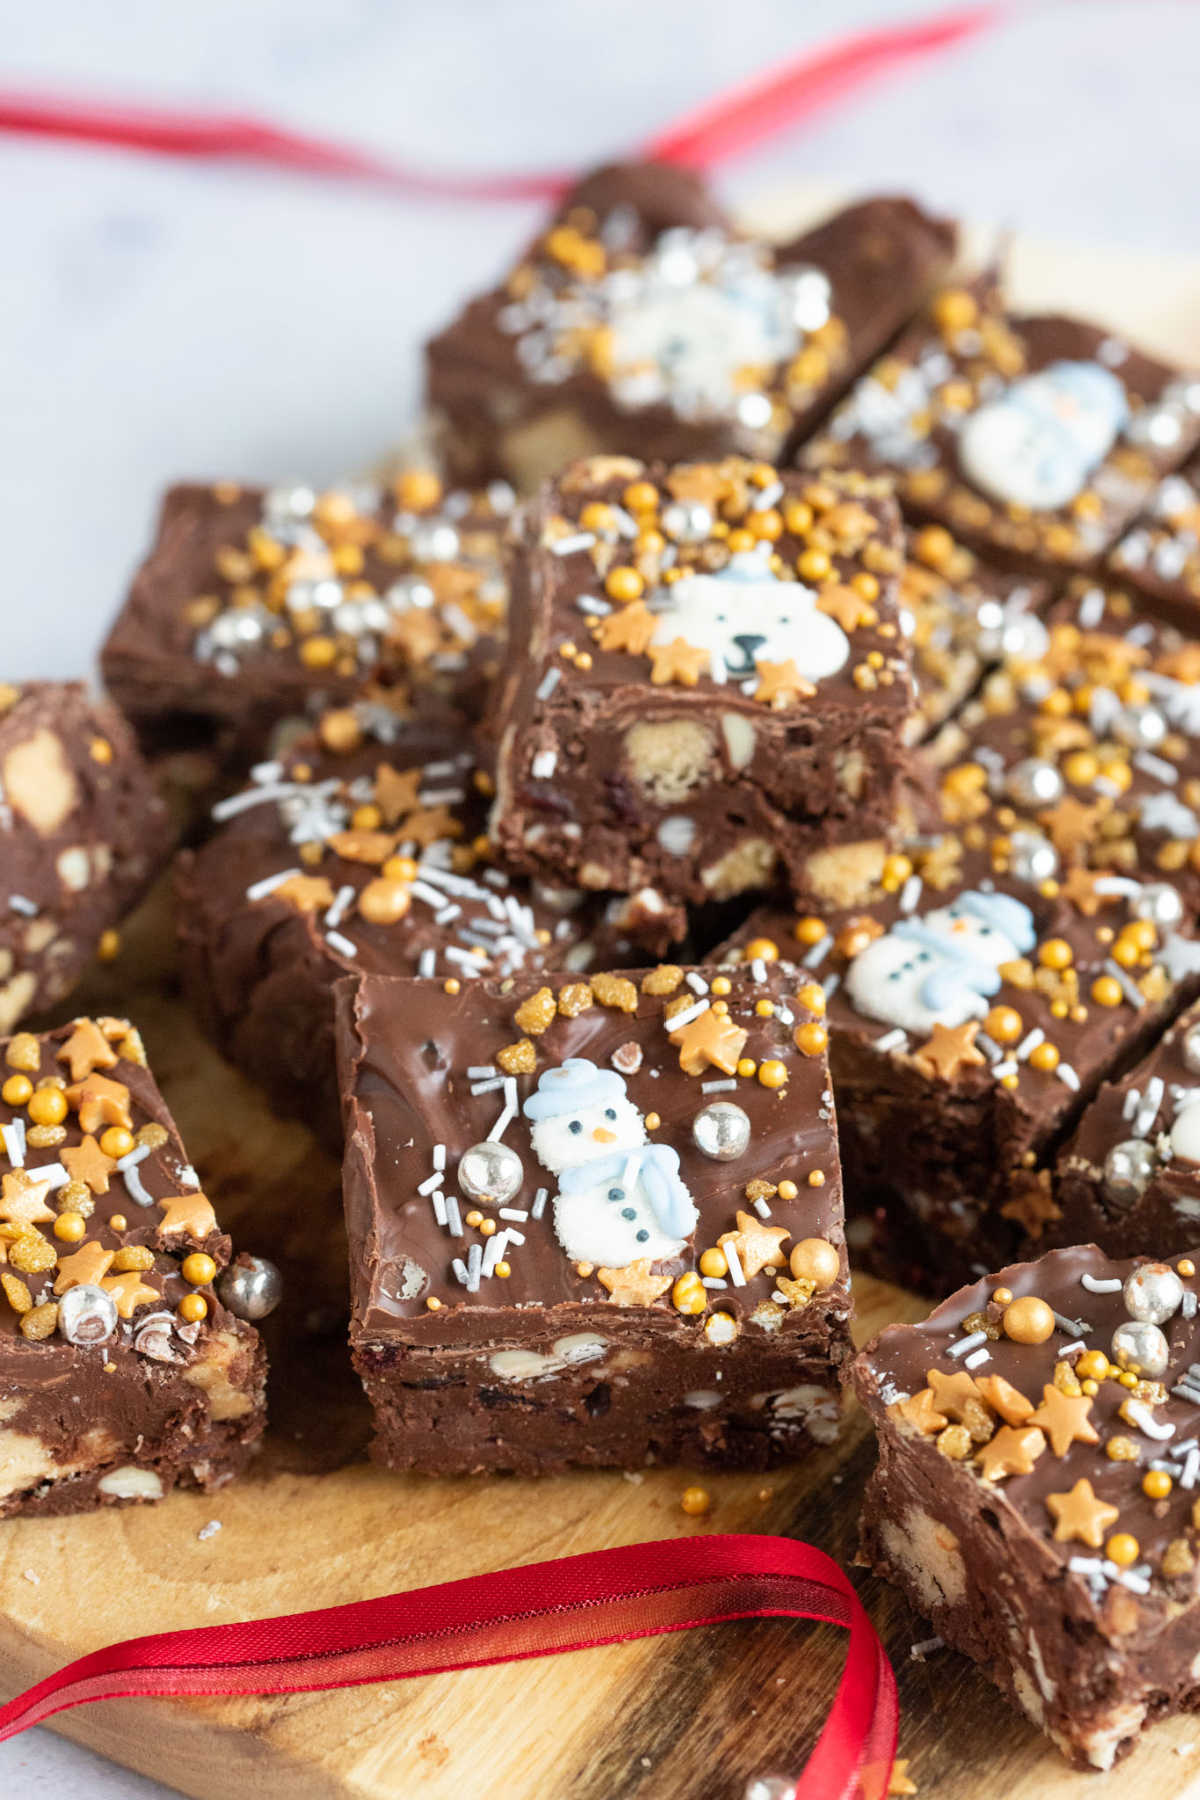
xmin=649 ymin=549 xmax=850 ymax=682
xmin=523 ymin=1058 xmax=698 ymax=1266
xmin=958 ymin=359 xmax=1129 ymax=512
xmin=844 ymin=889 xmax=1037 ymax=1037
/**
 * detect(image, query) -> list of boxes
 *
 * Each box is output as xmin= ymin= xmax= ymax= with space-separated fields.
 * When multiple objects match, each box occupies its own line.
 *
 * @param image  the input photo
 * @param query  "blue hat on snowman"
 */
xmin=522 ymin=1058 xmax=627 ymax=1121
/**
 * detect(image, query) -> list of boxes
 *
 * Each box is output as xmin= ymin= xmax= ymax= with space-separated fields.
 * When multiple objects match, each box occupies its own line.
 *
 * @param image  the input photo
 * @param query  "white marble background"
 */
xmin=2 ymin=0 xmax=1200 ymax=1792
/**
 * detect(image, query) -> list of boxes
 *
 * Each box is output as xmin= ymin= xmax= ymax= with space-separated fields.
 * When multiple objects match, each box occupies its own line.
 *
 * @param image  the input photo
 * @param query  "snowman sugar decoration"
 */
xmin=958 ymin=360 xmax=1129 ymax=512
xmin=844 ymin=889 xmax=1037 ymax=1036
xmin=523 ymin=1058 xmax=698 ymax=1267
xmin=649 ymin=548 xmax=850 ymax=683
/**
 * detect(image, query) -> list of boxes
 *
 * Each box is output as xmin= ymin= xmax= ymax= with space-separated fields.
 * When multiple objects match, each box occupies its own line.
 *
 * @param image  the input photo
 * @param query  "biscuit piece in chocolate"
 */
xmin=177 ymin=698 xmax=685 ymax=1148
xmin=101 ymin=470 xmax=515 ymax=789
xmin=337 ymin=963 xmax=850 ymax=1475
xmin=854 ymin=1245 xmax=1200 ymax=1770
xmin=487 ymin=454 xmax=920 ymax=910
xmin=0 ymin=1015 xmax=267 ymax=1516
xmin=718 ymin=852 xmax=1198 ymax=1292
xmin=805 ymin=274 xmax=1200 ymax=575
xmin=0 ymin=682 xmax=171 ymax=1033
xmin=1109 ymin=447 xmax=1200 ymax=627
xmin=1054 ymin=999 xmax=1200 ymax=1257
xmin=425 ymin=160 xmax=956 ymax=491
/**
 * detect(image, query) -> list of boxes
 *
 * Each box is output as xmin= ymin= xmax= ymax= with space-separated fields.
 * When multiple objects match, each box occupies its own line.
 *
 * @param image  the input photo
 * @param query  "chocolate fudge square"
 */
xmin=1109 ymin=446 xmax=1200 ymax=627
xmin=336 ymin=963 xmax=850 ymax=1475
xmin=717 ymin=854 xmax=1199 ymax=1291
xmin=488 ymin=454 xmax=920 ymax=910
xmin=426 ymin=160 xmax=956 ymax=491
xmin=804 ymin=274 xmax=1200 ymax=574
xmin=177 ymin=698 xmax=684 ymax=1149
xmin=0 ymin=1015 xmax=267 ymax=1516
xmin=101 ymin=469 xmax=515 ymax=787
xmin=0 ymin=681 xmax=171 ymax=1033
xmin=900 ymin=523 xmax=1052 ymax=741
xmin=931 ymin=578 xmax=1200 ymax=921
xmin=1054 ymin=998 xmax=1200 ymax=1258
xmin=854 ymin=1244 xmax=1200 ymax=1770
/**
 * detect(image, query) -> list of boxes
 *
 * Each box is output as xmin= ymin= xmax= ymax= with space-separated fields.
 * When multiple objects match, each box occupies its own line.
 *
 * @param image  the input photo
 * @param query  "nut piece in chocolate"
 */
xmin=0 ymin=682 xmax=171 ymax=1034
xmin=854 ymin=1244 xmax=1200 ymax=1771
xmin=425 ymin=159 xmax=956 ymax=490
xmin=336 ymin=963 xmax=850 ymax=1475
xmin=487 ymin=454 xmax=921 ymax=910
xmin=101 ymin=470 xmax=516 ymax=790
xmin=0 ymin=1016 xmax=267 ymax=1516
xmin=806 ymin=273 xmax=1200 ymax=573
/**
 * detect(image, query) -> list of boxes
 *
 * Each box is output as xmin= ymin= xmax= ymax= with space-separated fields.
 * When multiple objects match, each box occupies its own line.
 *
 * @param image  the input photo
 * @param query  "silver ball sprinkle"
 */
xmin=1103 ymin=1138 xmax=1158 ymax=1206
xmin=736 ymin=392 xmax=773 ymax=431
xmin=1114 ymin=704 xmax=1167 ymax=749
xmin=1123 ymin=1262 xmax=1184 ymax=1326
xmin=1007 ymin=828 xmax=1059 ymax=886
xmin=1131 ymin=882 xmax=1185 ymax=930
xmin=692 ymin=1101 xmax=752 ymax=1161
xmin=458 ymin=1140 xmax=524 ymax=1207
xmin=385 ymin=575 xmax=436 ymax=612
xmin=1111 ymin=1318 xmax=1170 ymax=1379
xmin=410 ymin=520 xmax=461 ymax=564
xmin=744 ymin=1780 xmax=796 ymax=1800
xmin=216 ymin=1255 xmax=283 ymax=1322
xmin=1181 ymin=1021 xmax=1200 ymax=1076
xmin=662 ymin=499 xmax=714 ymax=543
xmin=781 ymin=263 xmax=832 ymax=332
xmin=263 ymin=482 xmax=317 ymax=524
xmin=58 ymin=1282 xmax=118 ymax=1346
xmin=1006 ymin=757 xmax=1064 ymax=809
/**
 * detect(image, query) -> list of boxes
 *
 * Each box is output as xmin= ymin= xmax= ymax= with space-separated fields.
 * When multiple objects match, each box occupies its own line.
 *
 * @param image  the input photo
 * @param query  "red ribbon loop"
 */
xmin=0 ymin=1533 xmax=895 ymax=1799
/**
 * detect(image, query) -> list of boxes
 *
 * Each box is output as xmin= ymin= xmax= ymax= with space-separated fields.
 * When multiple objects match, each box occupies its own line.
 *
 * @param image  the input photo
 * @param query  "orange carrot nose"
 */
xmin=592 ymin=1127 xmax=617 ymax=1143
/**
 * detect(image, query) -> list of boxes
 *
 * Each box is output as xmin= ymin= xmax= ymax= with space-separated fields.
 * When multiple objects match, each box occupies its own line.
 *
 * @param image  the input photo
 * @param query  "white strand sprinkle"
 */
xmin=1081 ymin=1273 xmax=1122 ymax=1293
xmin=246 ymin=868 xmax=302 ymax=902
xmin=325 ymin=930 xmax=358 ymax=958
xmin=947 ymin=1330 xmax=988 ymax=1359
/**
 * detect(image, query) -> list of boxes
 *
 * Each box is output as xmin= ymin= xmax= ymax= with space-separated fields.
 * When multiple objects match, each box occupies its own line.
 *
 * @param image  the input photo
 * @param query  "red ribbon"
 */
xmin=0 ymin=1533 xmax=896 ymax=1798
xmin=0 ymin=5 xmax=1005 ymax=197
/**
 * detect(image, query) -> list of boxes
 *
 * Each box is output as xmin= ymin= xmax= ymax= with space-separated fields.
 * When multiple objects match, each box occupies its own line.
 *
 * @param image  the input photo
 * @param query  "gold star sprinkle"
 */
xmin=974 ymin=1374 xmax=1034 ymax=1427
xmin=669 ymin=1008 xmax=749 ymax=1077
xmin=0 ymin=1170 xmax=56 ymax=1228
xmin=647 ymin=638 xmax=710 ymax=687
xmin=404 ymin=805 xmax=463 ymax=848
xmin=718 ymin=1210 xmax=790 ymax=1281
xmin=1039 ymin=794 xmax=1110 ymax=858
xmin=157 ymin=1192 xmax=218 ymax=1239
xmin=754 ymin=659 xmax=816 ymax=708
xmin=101 ymin=1269 xmax=160 ymax=1319
xmin=373 ymin=764 xmax=422 ymax=825
xmin=817 ymin=585 xmax=871 ymax=632
xmin=1000 ymin=1170 xmax=1063 ymax=1241
xmin=1046 ymin=1477 xmax=1120 ymax=1547
xmin=272 ymin=874 xmax=336 ymax=914
xmin=890 ymin=1388 xmax=948 ymax=1436
xmin=54 ymin=1240 xmax=116 ymax=1294
xmin=596 ymin=602 xmax=656 ymax=656
xmin=976 ymin=1424 xmax=1046 ymax=1481
xmin=61 ymin=1135 xmax=118 ymax=1196
xmin=925 ymin=1368 xmax=984 ymax=1422
xmin=912 ymin=1020 xmax=986 ymax=1083
xmin=65 ymin=1073 xmax=133 ymax=1134
xmin=596 ymin=1260 xmax=672 ymax=1306
xmin=56 ymin=1019 xmax=119 ymax=1083
xmin=1028 ymin=1384 xmax=1099 ymax=1457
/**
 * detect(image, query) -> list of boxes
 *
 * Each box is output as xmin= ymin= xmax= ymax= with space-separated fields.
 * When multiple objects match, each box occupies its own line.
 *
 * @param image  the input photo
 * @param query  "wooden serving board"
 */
xmin=6 ymin=197 xmax=1200 ymax=1800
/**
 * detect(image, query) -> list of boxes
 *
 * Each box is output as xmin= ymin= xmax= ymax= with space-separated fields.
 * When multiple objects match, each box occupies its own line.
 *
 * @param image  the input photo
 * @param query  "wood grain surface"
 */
xmin=5 ymin=199 xmax=1200 ymax=1799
